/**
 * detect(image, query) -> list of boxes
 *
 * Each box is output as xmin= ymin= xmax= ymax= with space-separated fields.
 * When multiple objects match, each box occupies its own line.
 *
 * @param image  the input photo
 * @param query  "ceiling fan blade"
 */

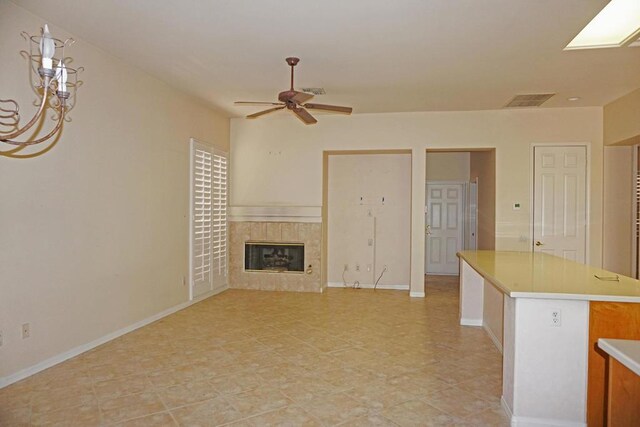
xmin=291 ymin=107 xmax=317 ymax=125
xmin=303 ymin=103 xmax=353 ymax=114
xmin=291 ymin=92 xmax=314 ymax=104
xmin=247 ymin=106 xmax=285 ymax=119
xmin=235 ymin=101 xmax=284 ymax=106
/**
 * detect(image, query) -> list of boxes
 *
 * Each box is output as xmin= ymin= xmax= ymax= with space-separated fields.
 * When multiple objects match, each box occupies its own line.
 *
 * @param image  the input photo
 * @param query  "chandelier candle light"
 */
xmin=0 ymin=24 xmax=82 ymax=148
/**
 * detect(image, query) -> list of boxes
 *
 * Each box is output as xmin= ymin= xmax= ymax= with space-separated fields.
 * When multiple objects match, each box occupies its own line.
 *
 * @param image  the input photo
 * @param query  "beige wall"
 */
xmin=470 ymin=150 xmax=496 ymax=250
xmin=426 ymin=152 xmax=470 ymax=181
xmin=604 ymin=88 xmax=640 ymax=146
xmin=231 ymin=107 xmax=604 ymax=295
xmin=603 ymin=146 xmax=634 ymax=276
xmin=327 ymin=154 xmax=411 ymax=287
xmin=0 ymin=2 xmax=229 ymax=380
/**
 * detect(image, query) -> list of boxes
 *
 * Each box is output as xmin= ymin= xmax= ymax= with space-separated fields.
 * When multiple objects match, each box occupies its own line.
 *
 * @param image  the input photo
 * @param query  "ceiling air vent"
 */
xmin=301 ymin=87 xmax=326 ymax=95
xmin=504 ymin=93 xmax=555 ymax=108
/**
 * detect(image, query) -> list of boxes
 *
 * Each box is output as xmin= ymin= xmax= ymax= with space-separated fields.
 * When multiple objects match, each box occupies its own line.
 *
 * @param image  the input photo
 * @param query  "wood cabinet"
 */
xmin=588 ymin=303 xmax=640 ymax=426
xmin=607 ymin=357 xmax=640 ymax=426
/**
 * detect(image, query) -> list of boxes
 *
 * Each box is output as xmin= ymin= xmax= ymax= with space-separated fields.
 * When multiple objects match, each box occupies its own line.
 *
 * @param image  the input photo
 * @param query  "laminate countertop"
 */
xmin=598 ymin=339 xmax=640 ymax=376
xmin=457 ymin=250 xmax=640 ymax=302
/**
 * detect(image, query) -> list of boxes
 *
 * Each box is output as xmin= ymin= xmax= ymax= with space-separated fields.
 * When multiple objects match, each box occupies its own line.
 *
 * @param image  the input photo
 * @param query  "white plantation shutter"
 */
xmin=212 ymin=152 xmax=228 ymax=276
xmin=190 ymin=139 xmax=228 ymax=299
xmin=634 ymin=145 xmax=640 ymax=279
xmin=636 ymin=172 xmax=640 ymax=236
xmin=636 ymin=170 xmax=640 ymax=278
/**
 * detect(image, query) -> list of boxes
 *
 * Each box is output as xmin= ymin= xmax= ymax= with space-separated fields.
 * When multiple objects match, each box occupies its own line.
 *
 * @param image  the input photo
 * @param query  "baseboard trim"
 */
xmin=0 ymin=287 xmax=225 ymax=389
xmin=409 ymin=291 xmax=425 ymax=298
xmin=460 ymin=317 xmax=483 ymax=326
xmin=501 ymin=397 xmax=513 ymax=423
xmin=483 ymin=322 xmax=504 ymax=354
xmin=501 ymin=396 xmax=585 ymax=427
xmin=327 ymin=282 xmax=409 ymax=290
xmin=511 ymin=416 xmax=585 ymax=427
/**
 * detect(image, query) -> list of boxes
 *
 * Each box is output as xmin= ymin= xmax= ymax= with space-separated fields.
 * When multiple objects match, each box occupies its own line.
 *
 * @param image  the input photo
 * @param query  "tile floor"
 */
xmin=0 ymin=276 xmax=508 ymax=426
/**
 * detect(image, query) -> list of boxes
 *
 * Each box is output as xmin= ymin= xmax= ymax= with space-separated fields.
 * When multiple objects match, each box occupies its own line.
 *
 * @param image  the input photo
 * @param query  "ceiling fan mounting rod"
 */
xmin=286 ymin=57 xmax=299 ymax=91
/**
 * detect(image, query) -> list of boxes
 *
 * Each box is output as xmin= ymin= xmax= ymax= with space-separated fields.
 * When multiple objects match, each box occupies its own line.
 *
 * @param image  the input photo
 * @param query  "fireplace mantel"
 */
xmin=229 ymin=206 xmax=321 ymax=223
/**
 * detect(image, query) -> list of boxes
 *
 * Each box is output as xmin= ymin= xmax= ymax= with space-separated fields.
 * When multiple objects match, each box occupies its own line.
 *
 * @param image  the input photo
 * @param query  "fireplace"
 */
xmin=244 ymin=242 xmax=304 ymax=273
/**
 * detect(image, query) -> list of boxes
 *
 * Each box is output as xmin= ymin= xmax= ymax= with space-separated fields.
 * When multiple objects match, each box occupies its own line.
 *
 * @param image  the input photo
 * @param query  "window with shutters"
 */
xmin=629 ymin=145 xmax=640 ymax=279
xmin=189 ymin=139 xmax=228 ymax=299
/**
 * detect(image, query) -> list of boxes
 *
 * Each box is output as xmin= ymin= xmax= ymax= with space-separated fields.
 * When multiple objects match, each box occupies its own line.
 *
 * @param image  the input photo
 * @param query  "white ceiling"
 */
xmin=13 ymin=0 xmax=640 ymax=117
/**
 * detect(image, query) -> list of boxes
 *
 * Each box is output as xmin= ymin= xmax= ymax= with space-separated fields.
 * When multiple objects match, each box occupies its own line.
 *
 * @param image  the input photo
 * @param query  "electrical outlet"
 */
xmin=550 ymin=309 xmax=561 ymax=327
xmin=22 ymin=323 xmax=30 ymax=339
xmin=383 ymin=264 xmax=388 ymax=271
xmin=355 ymin=264 xmax=360 ymax=272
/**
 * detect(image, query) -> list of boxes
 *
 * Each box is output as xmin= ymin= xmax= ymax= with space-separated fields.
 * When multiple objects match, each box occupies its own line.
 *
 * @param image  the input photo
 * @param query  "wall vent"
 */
xmin=301 ymin=87 xmax=326 ymax=95
xmin=504 ymin=93 xmax=555 ymax=108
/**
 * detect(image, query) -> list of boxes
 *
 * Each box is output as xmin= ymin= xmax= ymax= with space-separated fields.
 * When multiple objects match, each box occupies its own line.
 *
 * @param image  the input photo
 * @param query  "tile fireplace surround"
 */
xmin=229 ymin=221 xmax=323 ymax=293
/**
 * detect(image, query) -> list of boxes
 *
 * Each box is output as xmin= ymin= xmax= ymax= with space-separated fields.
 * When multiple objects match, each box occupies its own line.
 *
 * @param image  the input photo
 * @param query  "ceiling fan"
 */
xmin=234 ymin=57 xmax=353 ymax=125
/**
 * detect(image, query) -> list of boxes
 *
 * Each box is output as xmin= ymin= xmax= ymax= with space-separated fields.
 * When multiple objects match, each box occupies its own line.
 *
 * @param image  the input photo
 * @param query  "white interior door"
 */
xmin=425 ymin=183 xmax=464 ymax=275
xmin=533 ymin=145 xmax=587 ymax=263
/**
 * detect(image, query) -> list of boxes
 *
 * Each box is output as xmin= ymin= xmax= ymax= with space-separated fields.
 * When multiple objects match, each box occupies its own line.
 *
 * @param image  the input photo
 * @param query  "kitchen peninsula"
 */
xmin=457 ymin=250 xmax=640 ymax=427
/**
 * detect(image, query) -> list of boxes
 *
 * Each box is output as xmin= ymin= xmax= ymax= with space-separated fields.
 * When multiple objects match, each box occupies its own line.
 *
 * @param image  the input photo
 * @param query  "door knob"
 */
xmin=535 ymin=241 xmax=543 ymax=246
xmin=425 ymin=224 xmax=432 ymax=235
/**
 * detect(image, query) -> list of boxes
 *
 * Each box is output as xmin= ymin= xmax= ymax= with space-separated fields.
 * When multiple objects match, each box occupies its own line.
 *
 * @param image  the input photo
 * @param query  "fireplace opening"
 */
xmin=244 ymin=242 xmax=304 ymax=273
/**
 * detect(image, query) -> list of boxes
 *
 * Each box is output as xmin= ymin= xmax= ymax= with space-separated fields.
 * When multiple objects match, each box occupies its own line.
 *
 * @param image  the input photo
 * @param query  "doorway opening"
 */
xmin=603 ymin=143 xmax=637 ymax=277
xmin=424 ymin=149 xmax=496 ymax=278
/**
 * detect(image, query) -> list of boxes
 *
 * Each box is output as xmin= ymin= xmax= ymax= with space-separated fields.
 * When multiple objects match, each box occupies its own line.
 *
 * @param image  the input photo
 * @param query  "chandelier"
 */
xmin=0 ymin=25 xmax=82 ymax=155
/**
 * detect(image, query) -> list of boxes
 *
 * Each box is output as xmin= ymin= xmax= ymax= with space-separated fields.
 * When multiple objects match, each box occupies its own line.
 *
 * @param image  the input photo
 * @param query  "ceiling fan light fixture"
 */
xmin=565 ymin=0 xmax=640 ymax=50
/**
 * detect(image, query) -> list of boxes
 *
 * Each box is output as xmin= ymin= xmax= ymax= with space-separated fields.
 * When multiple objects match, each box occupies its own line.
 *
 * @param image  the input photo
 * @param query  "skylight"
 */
xmin=565 ymin=0 xmax=640 ymax=50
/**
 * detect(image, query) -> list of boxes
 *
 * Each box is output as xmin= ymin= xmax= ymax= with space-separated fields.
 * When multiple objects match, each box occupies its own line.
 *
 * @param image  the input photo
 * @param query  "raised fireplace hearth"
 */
xmin=245 ymin=242 xmax=304 ymax=273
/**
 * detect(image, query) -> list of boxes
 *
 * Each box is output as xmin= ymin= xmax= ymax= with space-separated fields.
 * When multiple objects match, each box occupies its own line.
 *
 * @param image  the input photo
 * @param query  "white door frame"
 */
xmin=425 ymin=180 xmax=467 ymax=274
xmin=529 ymin=142 xmax=590 ymax=265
